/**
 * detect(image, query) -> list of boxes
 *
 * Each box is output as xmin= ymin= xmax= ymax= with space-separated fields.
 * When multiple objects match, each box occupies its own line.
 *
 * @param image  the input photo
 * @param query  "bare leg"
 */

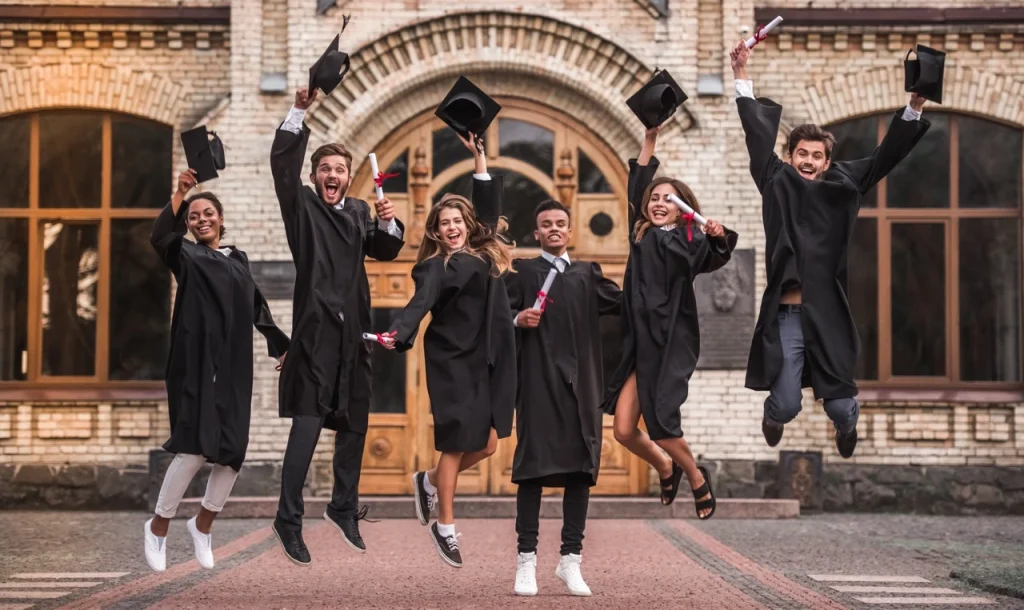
xmin=654 ymin=437 xmax=712 ymax=518
xmin=194 ymin=507 xmax=218 ymax=534
xmin=150 ymin=515 xmax=171 ymax=537
xmin=427 ymin=428 xmax=498 ymax=486
xmin=612 ymin=373 xmax=673 ymax=482
xmin=433 ymin=451 xmax=463 ymax=525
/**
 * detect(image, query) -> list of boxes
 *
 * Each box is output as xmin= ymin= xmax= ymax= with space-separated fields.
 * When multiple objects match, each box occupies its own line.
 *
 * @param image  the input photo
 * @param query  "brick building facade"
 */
xmin=1 ymin=0 xmax=1022 ymax=513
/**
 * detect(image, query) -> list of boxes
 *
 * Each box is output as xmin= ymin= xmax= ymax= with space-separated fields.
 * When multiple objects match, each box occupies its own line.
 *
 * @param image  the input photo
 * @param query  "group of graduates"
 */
xmin=141 ymin=29 xmax=938 ymax=598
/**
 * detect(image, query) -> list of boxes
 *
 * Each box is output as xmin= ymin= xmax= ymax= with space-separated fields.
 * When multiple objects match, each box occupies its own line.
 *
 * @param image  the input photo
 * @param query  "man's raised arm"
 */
xmin=270 ymin=88 xmax=316 ymax=220
xmin=730 ymin=40 xmax=785 ymax=193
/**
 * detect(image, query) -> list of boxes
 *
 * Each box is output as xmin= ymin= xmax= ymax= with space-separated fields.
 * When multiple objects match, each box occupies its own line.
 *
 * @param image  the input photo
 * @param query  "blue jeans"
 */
xmin=763 ymin=306 xmax=859 ymax=435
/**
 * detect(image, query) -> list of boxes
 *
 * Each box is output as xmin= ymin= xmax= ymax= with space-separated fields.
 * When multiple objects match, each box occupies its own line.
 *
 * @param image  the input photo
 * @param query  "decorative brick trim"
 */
xmin=305 ymin=11 xmax=691 ymax=163
xmin=0 ymin=26 xmax=229 ymax=50
xmin=802 ymin=64 xmax=1024 ymax=127
xmin=0 ymin=63 xmax=187 ymax=124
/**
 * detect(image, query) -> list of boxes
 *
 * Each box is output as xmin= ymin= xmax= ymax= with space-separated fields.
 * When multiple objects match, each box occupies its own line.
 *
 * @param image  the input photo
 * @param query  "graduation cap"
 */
xmin=904 ymin=44 xmax=945 ymax=105
xmin=626 ymin=70 xmax=688 ymax=129
xmin=180 ymin=126 xmax=225 ymax=183
xmin=434 ymin=76 xmax=502 ymax=137
xmin=308 ymin=16 xmax=352 ymax=95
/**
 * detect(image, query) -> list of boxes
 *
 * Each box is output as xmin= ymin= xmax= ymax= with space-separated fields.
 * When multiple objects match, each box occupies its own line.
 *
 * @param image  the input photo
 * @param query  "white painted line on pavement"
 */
xmin=0 ymin=590 xmax=72 ymax=599
xmin=0 ymin=582 xmax=103 ymax=588
xmin=12 ymin=573 xmax=129 ymax=579
xmin=831 ymin=586 xmax=962 ymax=594
xmin=809 ymin=575 xmax=931 ymax=583
xmin=853 ymin=597 xmax=995 ymax=605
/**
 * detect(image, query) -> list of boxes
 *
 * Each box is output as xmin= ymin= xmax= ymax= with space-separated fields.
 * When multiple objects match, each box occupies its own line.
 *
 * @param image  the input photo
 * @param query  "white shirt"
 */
xmin=733 ymin=79 xmax=923 ymax=122
xmin=513 ymin=250 xmax=570 ymax=326
xmin=280 ymin=105 xmax=403 ymax=239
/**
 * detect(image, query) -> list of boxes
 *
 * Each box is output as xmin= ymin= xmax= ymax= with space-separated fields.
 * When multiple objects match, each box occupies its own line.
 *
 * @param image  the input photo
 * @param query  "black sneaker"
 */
xmin=272 ymin=518 xmax=311 ymax=566
xmin=324 ymin=506 xmax=377 ymax=553
xmin=836 ymin=427 xmax=858 ymax=458
xmin=762 ymin=416 xmax=784 ymax=447
xmin=429 ymin=522 xmax=463 ymax=568
xmin=412 ymin=471 xmax=433 ymax=526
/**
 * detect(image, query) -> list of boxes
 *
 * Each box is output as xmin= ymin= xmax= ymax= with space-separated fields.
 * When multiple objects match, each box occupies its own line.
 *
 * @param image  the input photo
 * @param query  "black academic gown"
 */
xmin=601 ymin=157 xmax=738 ymax=440
xmin=389 ymin=177 xmax=516 ymax=452
xmin=150 ymin=201 xmax=290 ymax=471
xmin=270 ymin=124 xmax=405 ymax=433
xmin=505 ymin=256 xmax=622 ymax=486
xmin=738 ymin=97 xmax=930 ymax=400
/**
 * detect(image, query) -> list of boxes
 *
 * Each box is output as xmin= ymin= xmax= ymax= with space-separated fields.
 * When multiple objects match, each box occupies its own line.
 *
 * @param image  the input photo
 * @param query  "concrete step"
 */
xmin=179 ymin=496 xmax=799 ymax=519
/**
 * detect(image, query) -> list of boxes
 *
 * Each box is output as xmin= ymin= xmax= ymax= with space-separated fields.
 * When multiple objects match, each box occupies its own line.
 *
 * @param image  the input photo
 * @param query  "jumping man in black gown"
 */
xmin=271 ymin=87 xmax=406 ymax=566
xmin=379 ymin=133 xmax=516 ymax=569
xmin=505 ymin=199 xmax=621 ymax=597
xmin=730 ymin=41 xmax=930 ymax=458
xmin=145 ymin=169 xmax=289 ymax=573
xmin=601 ymin=126 xmax=738 ymax=520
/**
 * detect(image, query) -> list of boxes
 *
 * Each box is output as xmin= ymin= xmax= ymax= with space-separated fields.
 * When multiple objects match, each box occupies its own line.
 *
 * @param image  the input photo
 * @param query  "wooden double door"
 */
xmin=348 ymin=99 xmax=648 ymax=496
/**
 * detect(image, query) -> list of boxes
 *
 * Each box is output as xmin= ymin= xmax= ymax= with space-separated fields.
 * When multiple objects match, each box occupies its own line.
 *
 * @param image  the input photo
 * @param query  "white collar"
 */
xmin=659 ymin=223 xmax=677 ymax=232
xmin=540 ymin=250 xmax=570 ymax=268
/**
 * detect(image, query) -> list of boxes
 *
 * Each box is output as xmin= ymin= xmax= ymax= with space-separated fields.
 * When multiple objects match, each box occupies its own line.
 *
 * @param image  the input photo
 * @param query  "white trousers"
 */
xmin=154 ymin=453 xmax=239 ymax=518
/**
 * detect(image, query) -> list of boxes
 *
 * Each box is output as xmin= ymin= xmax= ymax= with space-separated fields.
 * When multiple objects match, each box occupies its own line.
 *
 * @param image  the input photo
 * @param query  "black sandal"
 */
xmin=692 ymin=466 xmax=716 ymax=520
xmin=660 ymin=463 xmax=684 ymax=505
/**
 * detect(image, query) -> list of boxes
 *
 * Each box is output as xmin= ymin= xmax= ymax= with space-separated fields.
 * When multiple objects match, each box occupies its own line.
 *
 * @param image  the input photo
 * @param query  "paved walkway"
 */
xmin=0 ymin=512 xmax=1021 ymax=609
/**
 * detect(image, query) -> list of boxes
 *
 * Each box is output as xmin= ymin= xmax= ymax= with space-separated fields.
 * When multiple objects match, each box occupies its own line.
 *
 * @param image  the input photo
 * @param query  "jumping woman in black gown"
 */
xmin=144 ymin=169 xmax=290 ymax=572
xmin=379 ymin=133 xmax=516 ymax=569
xmin=602 ymin=126 xmax=738 ymax=520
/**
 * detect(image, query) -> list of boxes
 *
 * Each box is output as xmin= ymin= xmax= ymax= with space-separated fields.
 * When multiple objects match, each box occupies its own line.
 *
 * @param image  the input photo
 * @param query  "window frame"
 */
xmin=836 ymin=110 xmax=1024 ymax=401
xmin=0 ymin=110 xmax=169 ymax=400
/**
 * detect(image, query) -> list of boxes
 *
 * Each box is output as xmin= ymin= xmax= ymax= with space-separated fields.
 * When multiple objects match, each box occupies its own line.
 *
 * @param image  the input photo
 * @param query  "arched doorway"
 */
xmin=349 ymin=98 xmax=648 ymax=496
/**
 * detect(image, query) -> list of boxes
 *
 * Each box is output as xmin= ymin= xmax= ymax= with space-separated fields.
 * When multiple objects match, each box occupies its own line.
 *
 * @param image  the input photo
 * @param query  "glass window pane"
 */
xmin=959 ymin=218 xmax=1021 ymax=381
xmin=849 ymin=217 xmax=878 ymax=380
xmin=498 ymin=119 xmax=554 ymax=175
xmin=111 ymin=115 xmax=172 ymax=209
xmin=891 ymin=223 xmax=946 ymax=376
xmin=432 ymin=128 xmax=473 ymax=178
xmin=887 ymin=114 xmax=950 ymax=209
xmin=108 ymin=220 xmax=171 ymax=380
xmin=370 ymin=308 xmax=406 ymax=413
xmin=433 ymin=170 xmax=551 ymax=248
xmin=578 ymin=149 xmax=612 ymax=194
xmin=829 ymin=117 xmax=879 ymax=208
xmin=0 ymin=219 xmax=29 ymax=380
xmin=958 ymin=116 xmax=1022 ymax=209
xmin=0 ymin=115 xmax=30 ymax=208
xmin=382 ymin=149 xmax=409 ymax=194
xmin=41 ymin=222 xmax=98 ymax=376
xmin=39 ymin=112 xmax=103 ymax=209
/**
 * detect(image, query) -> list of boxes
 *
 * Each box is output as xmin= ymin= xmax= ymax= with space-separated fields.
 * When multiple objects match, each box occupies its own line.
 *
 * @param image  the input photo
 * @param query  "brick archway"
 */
xmin=0 ymin=63 xmax=187 ymax=124
xmin=304 ymin=11 xmax=693 ymax=164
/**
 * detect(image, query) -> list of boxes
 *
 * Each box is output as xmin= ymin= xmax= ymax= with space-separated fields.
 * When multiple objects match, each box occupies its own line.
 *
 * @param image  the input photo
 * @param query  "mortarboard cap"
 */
xmin=904 ymin=44 xmax=945 ymax=105
xmin=434 ymin=76 xmax=502 ymax=138
xmin=308 ymin=18 xmax=352 ymax=95
xmin=180 ymin=126 xmax=225 ymax=183
xmin=626 ymin=70 xmax=688 ymax=129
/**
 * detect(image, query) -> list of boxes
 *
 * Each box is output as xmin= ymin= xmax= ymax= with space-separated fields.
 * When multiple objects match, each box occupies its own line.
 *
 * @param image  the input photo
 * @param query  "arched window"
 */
xmin=833 ymin=112 xmax=1023 ymax=386
xmin=0 ymin=111 xmax=173 ymax=385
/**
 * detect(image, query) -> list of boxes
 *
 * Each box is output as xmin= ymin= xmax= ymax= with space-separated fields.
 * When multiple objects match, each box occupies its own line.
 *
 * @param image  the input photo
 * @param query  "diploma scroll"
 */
xmin=368 ymin=153 xmax=385 ymax=202
xmin=667 ymin=194 xmax=707 ymax=226
xmin=362 ymin=332 xmax=391 ymax=345
xmin=745 ymin=16 xmax=783 ymax=49
xmin=532 ymin=267 xmax=558 ymax=311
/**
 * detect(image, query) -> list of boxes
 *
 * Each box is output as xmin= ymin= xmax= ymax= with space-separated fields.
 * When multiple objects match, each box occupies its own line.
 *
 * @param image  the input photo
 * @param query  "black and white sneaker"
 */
xmin=429 ymin=522 xmax=463 ymax=568
xmin=272 ymin=518 xmax=311 ymax=566
xmin=324 ymin=505 xmax=376 ymax=553
xmin=412 ymin=471 xmax=436 ymax=526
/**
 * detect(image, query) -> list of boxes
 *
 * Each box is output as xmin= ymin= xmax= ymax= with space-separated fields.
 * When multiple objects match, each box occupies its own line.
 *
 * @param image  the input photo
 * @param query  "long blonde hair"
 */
xmin=418 ymin=194 xmax=514 ymax=276
xmin=633 ymin=176 xmax=704 ymax=243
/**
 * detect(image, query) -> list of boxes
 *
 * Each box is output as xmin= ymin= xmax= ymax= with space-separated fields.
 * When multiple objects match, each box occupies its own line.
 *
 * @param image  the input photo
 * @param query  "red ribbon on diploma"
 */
xmin=751 ymin=23 xmax=768 ymax=46
xmin=682 ymin=212 xmax=695 ymax=242
xmin=535 ymin=290 xmax=554 ymax=312
xmin=374 ymin=171 xmax=400 ymax=189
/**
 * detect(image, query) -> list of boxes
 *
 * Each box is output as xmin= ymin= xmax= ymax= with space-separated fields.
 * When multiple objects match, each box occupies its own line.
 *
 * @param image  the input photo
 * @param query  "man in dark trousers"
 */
xmin=271 ymin=87 xmax=405 ymax=565
xmin=731 ymin=40 xmax=929 ymax=458
xmin=504 ymin=200 xmax=621 ymax=597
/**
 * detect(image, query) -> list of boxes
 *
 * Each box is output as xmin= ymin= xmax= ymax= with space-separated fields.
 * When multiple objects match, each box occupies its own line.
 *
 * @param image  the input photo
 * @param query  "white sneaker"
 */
xmin=186 ymin=516 xmax=215 ymax=569
xmin=143 ymin=519 xmax=166 ymax=572
xmin=514 ymin=552 xmax=538 ymax=596
xmin=556 ymin=553 xmax=592 ymax=596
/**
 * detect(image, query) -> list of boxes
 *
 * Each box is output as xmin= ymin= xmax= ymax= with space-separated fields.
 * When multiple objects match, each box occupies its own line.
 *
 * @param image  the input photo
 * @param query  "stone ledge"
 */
xmin=175 ymin=496 xmax=801 ymax=520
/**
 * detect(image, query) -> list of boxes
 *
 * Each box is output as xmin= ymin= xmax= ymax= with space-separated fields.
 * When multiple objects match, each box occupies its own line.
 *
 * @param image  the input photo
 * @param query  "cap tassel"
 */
xmin=341 ymin=14 xmax=351 ymax=33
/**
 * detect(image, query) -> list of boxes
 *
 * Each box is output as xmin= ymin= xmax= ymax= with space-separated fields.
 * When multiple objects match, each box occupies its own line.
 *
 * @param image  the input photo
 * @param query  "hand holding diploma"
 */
xmin=532 ymin=267 xmax=558 ymax=311
xmin=516 ymin=309 xmax=543 ymax=329
xmin=366 ymin=331 xmax=398 ymax=350
xmin=745 ymin=16 xmax=782 ymax=49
